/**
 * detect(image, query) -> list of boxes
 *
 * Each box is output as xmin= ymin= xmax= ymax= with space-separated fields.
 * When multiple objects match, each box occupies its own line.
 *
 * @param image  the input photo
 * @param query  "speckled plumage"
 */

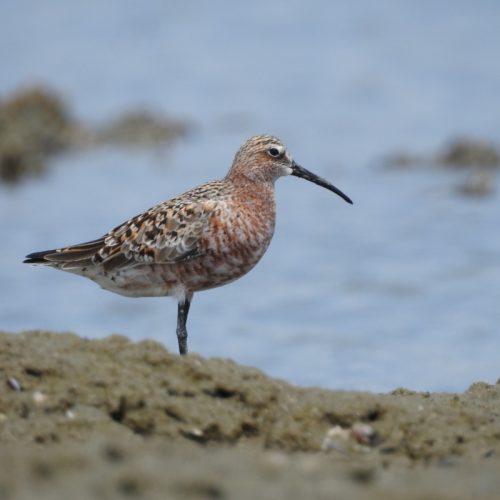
xmin=25 ymin=135 xmax=352 ymax=355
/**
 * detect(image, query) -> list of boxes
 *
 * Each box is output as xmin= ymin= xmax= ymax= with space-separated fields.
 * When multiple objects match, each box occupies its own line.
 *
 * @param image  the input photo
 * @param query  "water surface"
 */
xmin=1 ymin=1 xmax=500 ymax=391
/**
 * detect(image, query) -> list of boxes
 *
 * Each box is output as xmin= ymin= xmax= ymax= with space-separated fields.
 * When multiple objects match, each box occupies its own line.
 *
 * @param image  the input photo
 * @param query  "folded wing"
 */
xmin=24 ymin=197 xmax=219 ymax=272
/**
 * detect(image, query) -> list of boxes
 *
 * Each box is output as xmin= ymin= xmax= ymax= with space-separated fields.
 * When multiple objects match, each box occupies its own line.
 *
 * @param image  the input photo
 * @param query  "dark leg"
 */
xmin=176 ymin=293 xmax=192 ymax=355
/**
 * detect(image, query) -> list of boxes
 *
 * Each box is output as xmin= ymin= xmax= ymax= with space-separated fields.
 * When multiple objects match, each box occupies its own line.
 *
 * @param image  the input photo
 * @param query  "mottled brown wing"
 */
xmin=95 ymin=198 xmax=218 ymax=271
xmin=25 ymin=181 xmax=227 ymax=272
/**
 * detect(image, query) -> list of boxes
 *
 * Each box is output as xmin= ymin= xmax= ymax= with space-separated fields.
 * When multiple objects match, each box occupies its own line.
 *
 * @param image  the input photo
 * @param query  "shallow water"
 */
xmin=1 ymin=1 xmax=500 ymax=391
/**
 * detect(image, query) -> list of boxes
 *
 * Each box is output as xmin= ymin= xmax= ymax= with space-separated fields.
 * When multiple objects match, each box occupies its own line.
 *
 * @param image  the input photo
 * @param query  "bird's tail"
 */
xmin=23 ymin=238 xmax=105 ymax=269
xmin=23 ymin=249 xmax=57 ymax=264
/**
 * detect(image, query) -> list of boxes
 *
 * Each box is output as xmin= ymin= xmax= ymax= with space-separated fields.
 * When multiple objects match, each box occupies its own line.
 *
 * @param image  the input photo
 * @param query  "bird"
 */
xmin=24 ymin=135 xmax=353 ymax=355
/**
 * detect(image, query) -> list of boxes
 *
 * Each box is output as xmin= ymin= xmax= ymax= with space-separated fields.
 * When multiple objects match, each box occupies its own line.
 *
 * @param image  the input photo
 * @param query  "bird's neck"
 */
xmin=225 ymin=173 xmax=276 ymax=211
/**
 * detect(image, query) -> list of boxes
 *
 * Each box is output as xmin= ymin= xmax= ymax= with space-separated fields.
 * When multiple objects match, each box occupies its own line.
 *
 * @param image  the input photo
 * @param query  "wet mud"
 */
xmin=384 ymin=136 xmax=500 ymax=198
xmin=0 ymin=87 xmax=189 ymax=184
xmin=1 ymin=330 xmax=499 ymax=499
xmin=386 ymin=137 xmax=500 ymax=170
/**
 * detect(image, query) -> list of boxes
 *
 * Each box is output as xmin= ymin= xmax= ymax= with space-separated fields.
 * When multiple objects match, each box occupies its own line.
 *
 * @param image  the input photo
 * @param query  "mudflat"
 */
xmin=1 ymin=330 xmax=499 ymax=499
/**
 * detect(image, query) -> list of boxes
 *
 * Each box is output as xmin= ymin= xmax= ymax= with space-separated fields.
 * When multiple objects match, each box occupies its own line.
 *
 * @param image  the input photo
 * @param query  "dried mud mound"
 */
xmin=1 ymin=330 xmax=499 ymax=499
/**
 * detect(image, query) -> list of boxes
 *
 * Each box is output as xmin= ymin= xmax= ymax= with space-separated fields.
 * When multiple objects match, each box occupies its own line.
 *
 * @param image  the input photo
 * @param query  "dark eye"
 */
xmin=268 ymin=147 xmax=281 ymax=158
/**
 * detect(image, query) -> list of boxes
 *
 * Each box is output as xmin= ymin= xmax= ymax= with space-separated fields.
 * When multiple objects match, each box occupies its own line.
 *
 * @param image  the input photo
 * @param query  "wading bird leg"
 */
xmin=176 ymin=293 xmax=192 ymax=355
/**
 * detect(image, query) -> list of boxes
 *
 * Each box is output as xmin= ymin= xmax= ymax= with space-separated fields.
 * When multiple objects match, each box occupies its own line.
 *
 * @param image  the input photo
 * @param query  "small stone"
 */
xmin=32 ymin=391 xmax=47 ymax=404
xmin=350 ymin=423 xmax=377 ymax=445
xmin=6 ymin=377 xmax=22 ymax=392
xmin=321 ymin=425 xmax=351 ymax=452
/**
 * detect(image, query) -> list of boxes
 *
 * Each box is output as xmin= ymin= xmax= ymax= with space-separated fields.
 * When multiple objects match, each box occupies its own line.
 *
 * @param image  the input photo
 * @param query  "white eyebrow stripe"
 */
xmin=270 ymin=144 xmax=285 ymax=154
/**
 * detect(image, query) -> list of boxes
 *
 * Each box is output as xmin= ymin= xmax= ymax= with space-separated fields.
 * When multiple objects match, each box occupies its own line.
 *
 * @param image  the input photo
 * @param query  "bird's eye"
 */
xmin=268 ymin=147 xmax=281 ymax=158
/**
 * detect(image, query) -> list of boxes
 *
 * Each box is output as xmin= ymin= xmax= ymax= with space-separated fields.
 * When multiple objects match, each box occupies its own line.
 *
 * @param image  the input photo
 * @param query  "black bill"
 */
xmin=291 ymin=163 xmax=353 ymax=204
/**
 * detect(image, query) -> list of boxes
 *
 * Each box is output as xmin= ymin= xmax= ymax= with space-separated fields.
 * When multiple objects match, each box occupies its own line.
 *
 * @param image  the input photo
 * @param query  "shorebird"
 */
xmin=24 ymin=135 xmax=352 ymax=355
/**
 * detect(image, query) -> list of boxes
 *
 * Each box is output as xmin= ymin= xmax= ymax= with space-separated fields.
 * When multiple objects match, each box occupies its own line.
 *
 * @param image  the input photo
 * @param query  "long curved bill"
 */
xmin=291 ymin=162 xmax=353 ymax=204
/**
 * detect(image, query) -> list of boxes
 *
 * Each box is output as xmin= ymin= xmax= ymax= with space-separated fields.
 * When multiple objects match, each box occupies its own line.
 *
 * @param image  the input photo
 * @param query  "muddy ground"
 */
xmin=0 ymin=330 xmax=499 ymax=499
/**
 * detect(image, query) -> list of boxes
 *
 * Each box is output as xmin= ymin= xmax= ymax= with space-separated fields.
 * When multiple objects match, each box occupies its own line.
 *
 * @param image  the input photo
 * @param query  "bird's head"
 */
xmin=228 ymin=135 xmax=353 ymax=204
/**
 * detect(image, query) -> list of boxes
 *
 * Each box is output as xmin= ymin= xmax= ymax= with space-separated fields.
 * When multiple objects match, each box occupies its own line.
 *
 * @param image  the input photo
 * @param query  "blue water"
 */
xmin=1 ymin=1 xmax=500 ymax=392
